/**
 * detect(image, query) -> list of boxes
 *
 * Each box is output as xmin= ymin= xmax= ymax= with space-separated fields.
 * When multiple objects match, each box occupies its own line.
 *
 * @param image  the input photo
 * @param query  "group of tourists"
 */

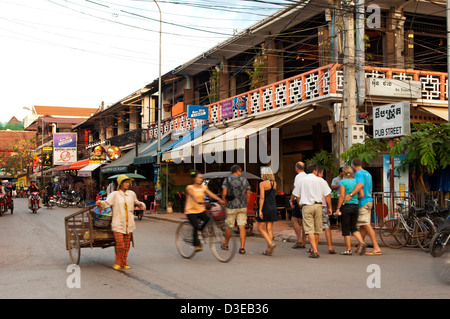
xmin=95 ymin=158 xmax=381 ymax=270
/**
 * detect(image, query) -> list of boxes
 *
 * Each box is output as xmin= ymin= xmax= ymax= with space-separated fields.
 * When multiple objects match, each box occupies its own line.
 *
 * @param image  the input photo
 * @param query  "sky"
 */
xmin=0 ymin=0 xmax=291 ymax=123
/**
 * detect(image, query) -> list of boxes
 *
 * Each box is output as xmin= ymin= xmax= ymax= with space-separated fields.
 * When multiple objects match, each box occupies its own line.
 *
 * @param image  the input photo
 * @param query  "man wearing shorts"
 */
xmin=289 ymin=161 xmax=306 ymax=248
xmin=344 ymin=158 xmax=381 ymax=255
xmin=292 ymin=164 xmax=332 ymax=258
xmin=222 ymin=165 xmax=251 ymax=254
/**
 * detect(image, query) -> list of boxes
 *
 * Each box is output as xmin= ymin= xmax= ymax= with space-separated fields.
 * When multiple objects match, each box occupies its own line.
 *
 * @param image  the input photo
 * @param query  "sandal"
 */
xmin=308 ymin=252 xmax=320 ymax=258
xmin=356 ymin=243 xmax=367 ymax=255
xmin=239 ymin=248 xmax=245 ymax=254
xmin=340 ymin=250 xmax=353 ymax=255
xmin=266 ymin=243 xmax=276 ymax=256
xmin=221 ymin=243 xmax=229 ymax=251
xmin=328 ymin=249 xmax=337 ymax=254
xmin=365 ymin=251 xmax=381 ymax=256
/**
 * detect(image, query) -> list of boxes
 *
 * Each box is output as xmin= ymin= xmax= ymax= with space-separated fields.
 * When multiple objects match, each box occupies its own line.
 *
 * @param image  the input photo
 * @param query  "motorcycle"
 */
xmin=44 ymin=195 xmax=55 ymax=209
xmin=0 ymin=193 xmax=7 ymax=216
xmin=60 ymin=190 xmax=85 ymax=208
xmin=30 ymin=192 xmax=40 ymax=214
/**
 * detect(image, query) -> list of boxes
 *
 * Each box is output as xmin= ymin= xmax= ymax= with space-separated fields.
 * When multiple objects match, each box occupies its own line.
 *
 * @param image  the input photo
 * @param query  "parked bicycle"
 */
xmin=379 ymin=205 xmax=436 ymax=251
xmin=175 ymin=202 xmax=236 ymax=263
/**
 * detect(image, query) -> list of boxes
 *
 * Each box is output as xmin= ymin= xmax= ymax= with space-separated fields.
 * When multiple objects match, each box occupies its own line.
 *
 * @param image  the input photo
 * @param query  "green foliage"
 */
xmin=208 ymin=68 xmax=219 ymax=103
xmin=390 ymin=122 xmax=450 ymax=174
xmin=306 ymin=149 xmax=338 ymax=177
xmin=245 ymin=54 xmax=266 ymax=90
xmin=340 ymin=136 xmax=389 ymax=165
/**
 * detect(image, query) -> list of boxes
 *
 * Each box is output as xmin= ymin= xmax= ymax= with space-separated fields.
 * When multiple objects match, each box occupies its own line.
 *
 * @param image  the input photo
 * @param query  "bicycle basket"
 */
xmin=209 ymin=203 xmax=226 ymax=221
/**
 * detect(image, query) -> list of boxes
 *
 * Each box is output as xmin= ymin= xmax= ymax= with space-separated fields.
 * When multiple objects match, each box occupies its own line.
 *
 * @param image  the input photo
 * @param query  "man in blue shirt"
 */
xmin=344 ymin=158 xmax=381 ymax=255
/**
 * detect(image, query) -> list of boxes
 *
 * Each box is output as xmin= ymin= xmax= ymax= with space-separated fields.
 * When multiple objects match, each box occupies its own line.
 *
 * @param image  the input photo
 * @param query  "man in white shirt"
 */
xmin=293 ymin=164 xmax=332 ymax=258
xmin=289 ymin=161 xmax=306 ymax=248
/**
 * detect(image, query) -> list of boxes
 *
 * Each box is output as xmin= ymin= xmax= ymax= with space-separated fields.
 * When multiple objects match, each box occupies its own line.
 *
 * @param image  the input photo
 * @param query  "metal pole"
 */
xmin=154 ymin=0 xmax=162 ymax=164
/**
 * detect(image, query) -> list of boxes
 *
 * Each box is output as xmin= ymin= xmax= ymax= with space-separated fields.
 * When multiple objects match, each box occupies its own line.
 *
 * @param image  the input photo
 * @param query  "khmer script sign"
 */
xmin=373 ymin=102 xmax=410 ymax=139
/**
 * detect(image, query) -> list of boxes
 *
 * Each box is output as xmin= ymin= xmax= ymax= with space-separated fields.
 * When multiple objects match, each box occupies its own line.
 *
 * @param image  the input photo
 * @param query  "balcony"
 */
xmin=148 ymin=64 xmax=448 ymax=137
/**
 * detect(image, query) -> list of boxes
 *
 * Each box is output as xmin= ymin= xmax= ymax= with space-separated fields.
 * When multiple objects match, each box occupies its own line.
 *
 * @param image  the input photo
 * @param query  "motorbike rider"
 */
xmin=43 ymin=182 xmax=53 ymax=206
xmin=28 ymin=180 xmax=40 ymax=209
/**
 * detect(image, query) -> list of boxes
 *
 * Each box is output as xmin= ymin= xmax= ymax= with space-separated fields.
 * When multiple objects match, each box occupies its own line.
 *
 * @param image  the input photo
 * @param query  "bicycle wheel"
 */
xmin=175 ymin=221 xmax=197 ymax=259
xmin=415 ymin=217 xmax=436 ymax=250
xmin=430 ymin=231 xmax=449 ymax=257
xmin=210 ymin=221 xmax=236 ymax=263
xmin=379 ymin=219 xmax=408 ymax=248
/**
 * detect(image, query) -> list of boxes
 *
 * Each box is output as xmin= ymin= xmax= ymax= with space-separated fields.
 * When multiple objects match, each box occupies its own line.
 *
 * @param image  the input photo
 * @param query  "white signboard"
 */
xmin=366 ymin=78 xmax=421 ymax=99
xmin=373 ymin=102 xmax=410 ymax=139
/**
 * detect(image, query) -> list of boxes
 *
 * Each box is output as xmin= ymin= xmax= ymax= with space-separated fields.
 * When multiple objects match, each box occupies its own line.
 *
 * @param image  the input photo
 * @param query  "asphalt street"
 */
xmin=0 ymin=198 xmax=448 ymax=300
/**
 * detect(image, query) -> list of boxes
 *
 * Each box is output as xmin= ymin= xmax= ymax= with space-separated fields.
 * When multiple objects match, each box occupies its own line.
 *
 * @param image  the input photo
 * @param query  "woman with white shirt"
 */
xmin=96 ymin=174 xmax=146 ymax=270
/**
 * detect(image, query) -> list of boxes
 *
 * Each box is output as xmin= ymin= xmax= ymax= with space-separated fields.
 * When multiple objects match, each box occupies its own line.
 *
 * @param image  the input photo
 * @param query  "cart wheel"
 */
xmin=68 ymin=230 xmax=81 ymax=265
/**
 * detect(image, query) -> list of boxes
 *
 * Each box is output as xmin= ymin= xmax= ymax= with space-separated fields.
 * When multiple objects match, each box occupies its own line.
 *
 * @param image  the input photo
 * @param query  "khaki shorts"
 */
xmin=357 ymin=201 xmax=373 ymax=226
xmin=301 ymin=204 xmax=323 ymax=234
xmin=225 ymin=208 xmax=247 ymax=228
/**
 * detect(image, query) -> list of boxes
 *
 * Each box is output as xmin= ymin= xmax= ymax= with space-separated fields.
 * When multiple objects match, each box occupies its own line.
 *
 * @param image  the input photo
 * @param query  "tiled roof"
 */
xmin=0 ymin=131 xmax=35 ymax=151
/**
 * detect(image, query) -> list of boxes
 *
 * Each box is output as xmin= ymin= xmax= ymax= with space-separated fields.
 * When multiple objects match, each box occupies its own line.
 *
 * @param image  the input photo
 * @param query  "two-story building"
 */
xmin=72 ymin=0 xmax=448 ymax=207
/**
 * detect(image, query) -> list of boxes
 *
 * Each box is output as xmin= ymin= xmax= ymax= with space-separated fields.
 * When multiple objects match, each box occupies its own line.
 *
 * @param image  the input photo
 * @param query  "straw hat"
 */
xmin=116 ymin=174 xmax=134 ymax=187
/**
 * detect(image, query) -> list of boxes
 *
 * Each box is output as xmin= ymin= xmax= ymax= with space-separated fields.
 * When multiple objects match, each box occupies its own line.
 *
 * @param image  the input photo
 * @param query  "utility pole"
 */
xmin=342 ymin=0 xmax=357 ymax=152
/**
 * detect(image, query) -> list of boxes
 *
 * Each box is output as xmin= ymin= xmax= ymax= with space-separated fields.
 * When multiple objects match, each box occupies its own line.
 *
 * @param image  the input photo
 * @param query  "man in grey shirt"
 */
xmin=222 ymin=165 xmax=251 ymax=254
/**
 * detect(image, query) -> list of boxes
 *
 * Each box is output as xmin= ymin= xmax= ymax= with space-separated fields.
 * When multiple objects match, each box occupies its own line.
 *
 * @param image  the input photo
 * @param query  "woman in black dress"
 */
xmin=257 ymin=167 xmax=277 ymax=256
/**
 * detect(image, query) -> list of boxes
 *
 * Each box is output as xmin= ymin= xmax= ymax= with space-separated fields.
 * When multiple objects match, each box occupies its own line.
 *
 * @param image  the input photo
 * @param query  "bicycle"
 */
xmin=379 ymin=206 xmax=436 ymax=250
xmin=175 ymin=203 xmax=237 ymax=263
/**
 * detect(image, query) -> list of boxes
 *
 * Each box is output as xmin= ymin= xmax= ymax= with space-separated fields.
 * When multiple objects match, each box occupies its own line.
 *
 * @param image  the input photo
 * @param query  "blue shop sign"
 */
xmin=187 ymin=105 xmax=209 ymax=120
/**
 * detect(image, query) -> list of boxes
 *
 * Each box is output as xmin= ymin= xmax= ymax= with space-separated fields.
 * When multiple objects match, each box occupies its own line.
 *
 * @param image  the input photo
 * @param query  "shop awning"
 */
xmin=69 ymin=159 xmax=90 ymax=170
xmin=56 ymin=164 xmax=70 ymax=171
xmin=200 ymin=105 xmax=314 ymax=154
xmin=133 ymin=132 xmax=174 ymax=165
xmin=161 ymin=121 xmax=249 ymax=162
xmin=78 ymin=163 xmax=102 ymax=177
xmin=419 ymin=106 xmax=448 ymax=121
xmin=101 ymin=150 xmax=134 ymax=174
xmin=100 ymin=136 xmax=164 ymax=174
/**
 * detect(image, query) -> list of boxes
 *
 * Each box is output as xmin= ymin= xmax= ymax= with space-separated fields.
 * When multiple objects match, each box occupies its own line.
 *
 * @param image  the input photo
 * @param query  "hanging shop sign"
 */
xmin=53 ymin=133 xmax=77 ymax=165
xmin=106 ymin=145 xmax=121 ymax=160
xmin=233 ymin=96 xmax=247 ymax=111
xmin=373 ymin=101 xmax=410 ymax=139
xmin=187 ymin=105 xmax=209 ymax=120
xmin=366 ymin=78 xmax=421 ymax=99
xmin=90 ymin=145 xmax=107 ymax=161
xmin=221 ymin=99 xmax=233 ymax=120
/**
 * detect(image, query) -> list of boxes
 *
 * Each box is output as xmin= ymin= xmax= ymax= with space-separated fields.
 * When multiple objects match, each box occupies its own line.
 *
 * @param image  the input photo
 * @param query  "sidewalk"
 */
xmin=142 ymin=210 xmax=380 ymax=248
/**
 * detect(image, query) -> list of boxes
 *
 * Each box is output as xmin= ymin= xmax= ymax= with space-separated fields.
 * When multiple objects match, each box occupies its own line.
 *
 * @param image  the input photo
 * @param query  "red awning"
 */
xmin=69 ymin=159 xmax=90 ymax=170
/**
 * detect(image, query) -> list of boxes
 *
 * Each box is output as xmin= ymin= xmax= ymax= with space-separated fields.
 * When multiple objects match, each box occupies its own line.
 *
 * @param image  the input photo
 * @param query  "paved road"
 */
xmin=0 ymin=198 xmax=448 ymax=300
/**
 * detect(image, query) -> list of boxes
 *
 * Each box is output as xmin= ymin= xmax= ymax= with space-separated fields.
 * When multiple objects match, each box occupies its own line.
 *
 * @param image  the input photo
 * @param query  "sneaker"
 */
xmin=113 ymin=264 xmax=122 ymax=270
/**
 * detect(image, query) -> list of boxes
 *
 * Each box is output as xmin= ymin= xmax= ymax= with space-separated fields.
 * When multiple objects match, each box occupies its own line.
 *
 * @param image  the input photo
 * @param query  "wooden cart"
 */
xmin=64 ymin=206 xmax=133 ymax=265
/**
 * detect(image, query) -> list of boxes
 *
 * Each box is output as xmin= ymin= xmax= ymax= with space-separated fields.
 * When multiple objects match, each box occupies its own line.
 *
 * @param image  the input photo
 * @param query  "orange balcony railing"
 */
xmin=148 ymin=64 xmax=448 ymax=137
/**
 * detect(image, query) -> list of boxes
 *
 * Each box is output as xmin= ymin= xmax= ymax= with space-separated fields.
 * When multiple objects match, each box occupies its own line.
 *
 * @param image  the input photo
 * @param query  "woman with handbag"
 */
xmin=96 ymin=174 xmax=146 ymax=270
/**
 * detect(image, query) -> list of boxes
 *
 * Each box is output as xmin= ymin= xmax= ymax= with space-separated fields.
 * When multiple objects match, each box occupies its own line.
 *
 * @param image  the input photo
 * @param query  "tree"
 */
xmin=339 ymin=135 xmax=389 ymax=165
xmin=390 ymin=122 xmax=450 ymax=175
xmin=306 ymin=149 xmax=338 ymax=182
xmin=0 ymin=137 xmax=36 ymax=177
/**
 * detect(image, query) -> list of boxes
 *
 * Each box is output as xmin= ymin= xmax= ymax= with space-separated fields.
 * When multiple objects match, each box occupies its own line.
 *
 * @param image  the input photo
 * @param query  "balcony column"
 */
xmin=384 ymin=7 xmax=406 ymax=68
xmin=218 ymin=57 xmax=230 ymax=100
